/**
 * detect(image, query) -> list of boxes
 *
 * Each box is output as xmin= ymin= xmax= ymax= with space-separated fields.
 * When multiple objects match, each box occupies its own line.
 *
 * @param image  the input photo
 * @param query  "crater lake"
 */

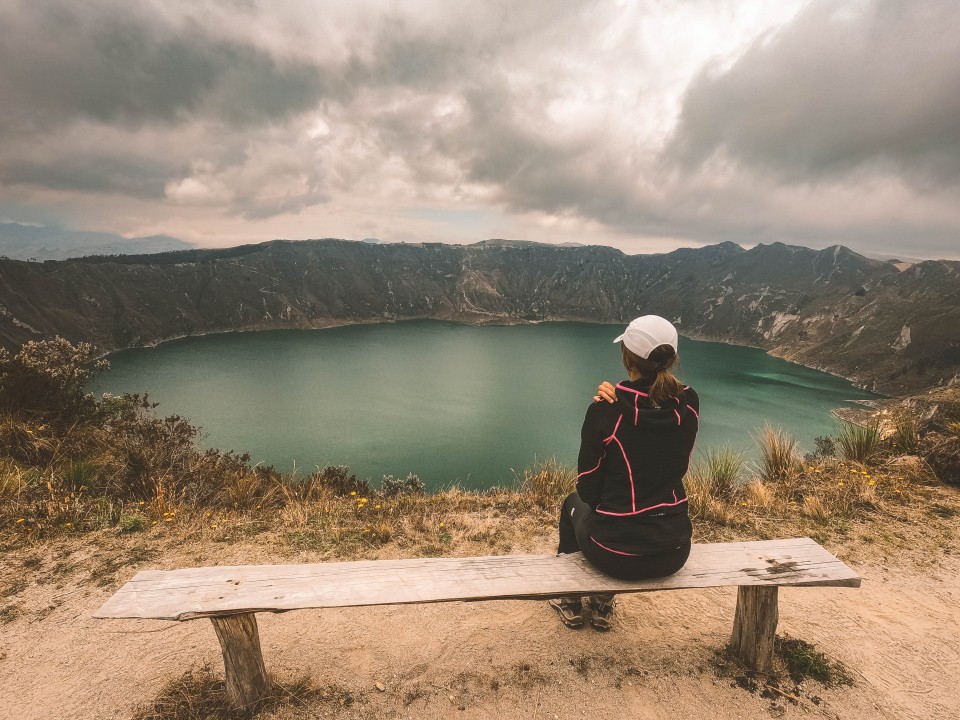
xmin=94 ymin=321 xmax=877 ymax=490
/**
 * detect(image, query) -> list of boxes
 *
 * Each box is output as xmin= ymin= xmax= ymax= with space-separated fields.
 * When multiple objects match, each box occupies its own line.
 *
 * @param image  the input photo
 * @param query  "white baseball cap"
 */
xmin=613 ymin=315 xmax=678 ymax=359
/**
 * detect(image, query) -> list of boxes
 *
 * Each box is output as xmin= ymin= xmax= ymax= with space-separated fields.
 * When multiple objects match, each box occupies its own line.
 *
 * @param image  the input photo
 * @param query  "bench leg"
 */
xmin=730 ymin=586 xmax=779 ymax=674
xmin=210 ymin=613 xmax=269 ymax=714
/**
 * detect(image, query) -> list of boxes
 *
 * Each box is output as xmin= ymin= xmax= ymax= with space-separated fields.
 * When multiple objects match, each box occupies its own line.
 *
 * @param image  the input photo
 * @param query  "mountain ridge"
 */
xmin=0 ymin=222 xmax=194 ymax=260
xmin=0 ymin=238 xmax=957 ymax=394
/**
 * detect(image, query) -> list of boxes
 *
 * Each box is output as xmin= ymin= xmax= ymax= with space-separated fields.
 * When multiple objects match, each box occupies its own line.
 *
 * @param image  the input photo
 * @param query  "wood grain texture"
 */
xmin=93 ymin=538 xmax=860 ymax=621
xmin=210 ymin=613 xmax=269 ymax=713
xmin=731 ymin=586 xmax=780 ymax=673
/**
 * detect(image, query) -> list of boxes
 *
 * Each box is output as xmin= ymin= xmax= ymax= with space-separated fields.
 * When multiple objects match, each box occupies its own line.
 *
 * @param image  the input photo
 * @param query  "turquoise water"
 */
xmin=94 ymin=322 xmax=877 ymax=490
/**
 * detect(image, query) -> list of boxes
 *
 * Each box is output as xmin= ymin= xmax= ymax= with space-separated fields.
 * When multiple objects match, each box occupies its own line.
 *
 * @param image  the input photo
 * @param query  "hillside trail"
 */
xmin=2 ymin=536 xmax=958 ymax=720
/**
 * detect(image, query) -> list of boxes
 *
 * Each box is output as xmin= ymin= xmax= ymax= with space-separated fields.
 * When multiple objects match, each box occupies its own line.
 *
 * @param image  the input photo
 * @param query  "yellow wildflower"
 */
xmin=211 ymin=524 xmax=218 ymax=529
xmin=16 ymin=518 xmax=25 ymax=523
xmin=350 ymin=491 xmax=357 ymax=496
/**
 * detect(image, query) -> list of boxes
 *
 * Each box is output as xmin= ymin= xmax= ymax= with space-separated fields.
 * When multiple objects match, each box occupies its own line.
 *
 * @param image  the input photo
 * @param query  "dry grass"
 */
xmin=742 ymin=480 xmax=776 ymax=511
xmin=517 ymin=456 xmax=576 ymax=510
xmin=836 ymin=420 xmax=883 ymax=464
xmin=756 ymin=426 xmax=802 ymax=486
xmin=0 ymin=457 xmax=30 ymax=499
xmin=2 ymin=432 xmax=947 ymax=556
xmin=131 ymin=665 xmax=328 ymax=720
xmin=687 ymin=446 xmax=745 ymax=500
xmin=889 ymin=412 xmax=921 ymax=454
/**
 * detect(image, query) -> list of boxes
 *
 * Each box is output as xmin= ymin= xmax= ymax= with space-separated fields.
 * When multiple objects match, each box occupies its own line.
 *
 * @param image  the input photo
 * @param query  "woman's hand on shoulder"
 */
xmin=593 ymin=381 xmax=616 ymax=404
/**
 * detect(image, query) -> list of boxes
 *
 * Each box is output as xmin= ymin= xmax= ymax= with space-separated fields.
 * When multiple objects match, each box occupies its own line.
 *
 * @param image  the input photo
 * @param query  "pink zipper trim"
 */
xmin=603 ymin=414 xmax=623 ymax=445
xmin=577 ymin=454 xmax=605 ymax=480
xmin=615 ymin=383 xmax=648 ymax=397
xmin=595 ymin=490 xmax=688 ymax=517
xmin=610 ymin=433 xmax=636 ymax=511
xmin=590 ymin=536 xmax=642 ymax=557
xmin=687 ymin=404 xmax=699 ymax=420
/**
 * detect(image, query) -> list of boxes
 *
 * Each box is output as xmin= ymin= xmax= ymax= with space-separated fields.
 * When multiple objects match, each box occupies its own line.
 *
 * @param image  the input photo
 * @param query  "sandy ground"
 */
xmin=2 ymin=532 xmax=959 ymax=720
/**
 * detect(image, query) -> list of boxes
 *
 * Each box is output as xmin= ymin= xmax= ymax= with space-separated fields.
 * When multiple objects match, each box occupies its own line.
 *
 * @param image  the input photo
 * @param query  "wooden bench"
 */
xmin=94 ymin=537 xmax=859 ymax=713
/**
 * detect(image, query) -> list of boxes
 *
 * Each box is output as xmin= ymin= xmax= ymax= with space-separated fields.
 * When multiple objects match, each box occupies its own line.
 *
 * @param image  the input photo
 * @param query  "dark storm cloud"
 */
xmin=666 ymin=1 xmax=960 ymax=186
xmin=0 ymin=3 xmax=326 ymax=131
xmin=1 ymin=0 xmax=958 ymax=256
xmin=1 ymin=153 xmax=178 ymax=198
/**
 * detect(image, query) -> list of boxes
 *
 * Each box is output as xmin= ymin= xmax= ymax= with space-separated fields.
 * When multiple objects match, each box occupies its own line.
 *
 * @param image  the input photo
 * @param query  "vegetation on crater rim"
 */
xmin=1 ymin=338 xmax=958 ymax=555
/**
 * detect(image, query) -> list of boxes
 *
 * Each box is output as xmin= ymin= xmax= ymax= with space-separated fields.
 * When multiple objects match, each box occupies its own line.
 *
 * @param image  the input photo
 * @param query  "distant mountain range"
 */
xmin=0 ymin=238 xmax=957 ymax=394
xmin=0 ymin=222 xmax=193 ymax=260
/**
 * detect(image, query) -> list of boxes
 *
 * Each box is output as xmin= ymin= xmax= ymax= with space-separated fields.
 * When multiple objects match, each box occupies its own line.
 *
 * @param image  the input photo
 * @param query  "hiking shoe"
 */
xmin=588 ymin=595 xmax=615 ymax=631
xmin=549 ymin=597 xmax=584 ymax=629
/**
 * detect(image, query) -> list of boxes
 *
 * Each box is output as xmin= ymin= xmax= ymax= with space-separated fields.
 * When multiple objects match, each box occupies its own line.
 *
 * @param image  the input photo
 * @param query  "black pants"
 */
xmin=557 ymin=492 xmax=690 ymax=581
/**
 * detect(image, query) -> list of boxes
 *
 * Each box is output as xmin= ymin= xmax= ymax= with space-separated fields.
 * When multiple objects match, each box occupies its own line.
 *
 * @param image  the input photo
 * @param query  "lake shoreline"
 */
xmin=96 ymin=321 xmax=878 ymax=484
xmin=105 ymin=315 xmax=880 ymax=397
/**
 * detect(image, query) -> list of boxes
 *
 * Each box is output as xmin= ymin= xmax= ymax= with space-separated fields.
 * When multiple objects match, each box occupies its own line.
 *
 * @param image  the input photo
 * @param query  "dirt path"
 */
xmin=2 ymin=535 xmax=959 ymax=720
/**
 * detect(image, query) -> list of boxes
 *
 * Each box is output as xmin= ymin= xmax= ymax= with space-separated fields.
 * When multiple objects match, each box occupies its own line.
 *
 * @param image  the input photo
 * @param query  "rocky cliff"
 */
xmin=1 ymin=239 xmax=957 ymax=394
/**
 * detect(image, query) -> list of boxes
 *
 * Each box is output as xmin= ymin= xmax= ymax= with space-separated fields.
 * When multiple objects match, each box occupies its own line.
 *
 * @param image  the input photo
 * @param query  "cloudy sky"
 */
xmin=1 ymin=0 xmax=958 ymax=258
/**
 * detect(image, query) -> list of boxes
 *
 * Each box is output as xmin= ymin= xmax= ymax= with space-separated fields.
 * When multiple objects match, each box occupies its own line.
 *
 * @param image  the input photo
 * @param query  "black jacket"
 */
xmin=575 ymin=380 xmax=699 ymax=554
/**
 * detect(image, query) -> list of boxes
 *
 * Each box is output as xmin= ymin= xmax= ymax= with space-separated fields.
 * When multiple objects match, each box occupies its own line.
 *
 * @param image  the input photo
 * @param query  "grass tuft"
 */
xmin=756 ymin=426 xmax=801 ymax=486
xmin=889 ymin=413 xmax=920 ymax=454
xmin=119 ymin=512 xmax=147 ymax=533
xmin=517 ymin=457 xmax=575 ymax=509
xmin=688 ymin=446 xmax=744 ymax=500
xmin=836 ymin=421 xmax=882 ymax=465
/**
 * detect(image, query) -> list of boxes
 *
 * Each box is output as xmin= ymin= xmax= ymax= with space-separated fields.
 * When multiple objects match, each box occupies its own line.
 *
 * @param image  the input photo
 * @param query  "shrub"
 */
xmin=381 ymin=473 xmax=426 ymax=498
xmin=0 ymin=337 xmax=107 ymax=424
xmin=308 ymin=465 xmax=370 ymax=497
xmin=836 ymin=420 xmax=882 ymax=464
xmin=804 ymin=435 xmax=836 ymax=461
xmin=756 ymin=426 xmax=801 ymax=485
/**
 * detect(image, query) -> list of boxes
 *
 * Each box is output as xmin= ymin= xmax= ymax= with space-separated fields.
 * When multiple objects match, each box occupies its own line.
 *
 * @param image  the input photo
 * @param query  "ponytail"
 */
xmin=620 ymin=343 xmax=682 ymax=406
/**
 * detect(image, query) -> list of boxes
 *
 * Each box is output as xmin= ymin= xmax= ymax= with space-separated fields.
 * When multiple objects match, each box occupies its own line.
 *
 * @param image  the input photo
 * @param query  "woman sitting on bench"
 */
xmin=550 ymin=315 xmax=700 ymax=630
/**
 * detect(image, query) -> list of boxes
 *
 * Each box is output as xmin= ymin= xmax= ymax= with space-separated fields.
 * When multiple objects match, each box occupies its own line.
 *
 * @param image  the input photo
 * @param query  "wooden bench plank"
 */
xmin=94 ymin=538 xmax=859 ymax=621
